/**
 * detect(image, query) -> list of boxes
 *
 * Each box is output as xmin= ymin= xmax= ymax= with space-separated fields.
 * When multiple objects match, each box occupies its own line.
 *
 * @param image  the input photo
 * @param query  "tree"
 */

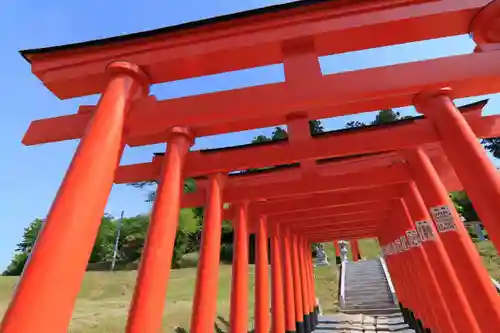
xmin=3 ymin=215 xmax=122 ymax=275
xmin=372 ymin=109 xmax=404 ymax=125
xmin=309 ymin=119 xmax=324 ymax=135
xmin=251 ymin=135 xmax=272 ymax=144
xmin=89 ymin=214 xmax=116 ymax=263
xmin=3 ymin=218 xmax=43 ymax=276
xmin=271 ymin=126 xmax=288 ymax=140
xmin=482 ymin=138 xmax=500 ymax=159
xmin=450 ymin=191 xmax=479 ymax=222
xmin=3 ymin=252 xmax=29 ymax=276
xmin=345 ymin=109 xmax=410 ymax=128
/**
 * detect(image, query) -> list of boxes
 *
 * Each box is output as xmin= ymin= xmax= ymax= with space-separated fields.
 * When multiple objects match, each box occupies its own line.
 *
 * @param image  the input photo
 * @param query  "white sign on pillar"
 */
xmin=430 ymin=205 xmax=457 ymax=233
xmin=406 ymin=229 xmax=422 ymax=248
xmin=399 ymin=235 xmax=409 ymax=251
xmin=415 ymin=220 xmax=436 ymax=242
xmin=394 ymin=239 xmax=402 ymax=253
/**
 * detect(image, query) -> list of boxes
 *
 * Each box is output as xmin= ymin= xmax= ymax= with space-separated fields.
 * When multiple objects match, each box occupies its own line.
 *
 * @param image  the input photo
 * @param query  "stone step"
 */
xmin=313 ymin=313 xmax=414 ymax=332
xmin=342 ymin=259 xmax=396 ymax=314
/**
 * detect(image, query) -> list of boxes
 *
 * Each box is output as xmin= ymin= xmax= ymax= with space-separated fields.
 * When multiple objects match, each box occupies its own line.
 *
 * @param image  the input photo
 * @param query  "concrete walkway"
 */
xmin=313 ymin=313 xmax=415 ymax=332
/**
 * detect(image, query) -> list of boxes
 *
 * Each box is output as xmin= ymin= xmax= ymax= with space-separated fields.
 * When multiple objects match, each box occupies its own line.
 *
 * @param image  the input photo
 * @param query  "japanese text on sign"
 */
xmin=415 ymin=220 xmax=436 ymax=242
xmin=394 ymin=239 xmax=402 ymax=253
xmin=430 ymin=205 xmax=457 ymax=233
xmin=399 ymin=236 xmax=409 ymax=251
xmin=406 ymin=229 xmax=422 ymax=247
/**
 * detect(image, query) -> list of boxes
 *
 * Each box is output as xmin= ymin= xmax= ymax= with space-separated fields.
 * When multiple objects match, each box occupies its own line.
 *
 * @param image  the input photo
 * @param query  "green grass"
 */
xmin=0 ymin=263 xmax=336 ymax=332
xmin=0 ymin=239 xmax=496 ymax=332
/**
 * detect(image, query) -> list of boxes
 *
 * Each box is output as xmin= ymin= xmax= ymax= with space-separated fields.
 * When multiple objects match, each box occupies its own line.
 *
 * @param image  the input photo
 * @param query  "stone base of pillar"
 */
xmin=303 ymin=314 xmax=311 ymax=333
xmin=285 ymin=330 xmax=297 ymax=333
xmin=295 ymin=321 xmax=305 ymax=333
xmin=335 ymin=256 xmax=341 ymax=264
xmin=308 ymin=312 xmax=315 ymax=330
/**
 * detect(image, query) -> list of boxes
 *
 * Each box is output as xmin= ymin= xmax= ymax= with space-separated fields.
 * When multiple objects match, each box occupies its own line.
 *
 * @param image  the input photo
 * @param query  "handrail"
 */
xmin=339 ymin=260 xmax=347 ymax=309
xmin=380 ymin=256 xmax=398 ymax=304
xmin=491 ymin=277 xmax=500 ymax=293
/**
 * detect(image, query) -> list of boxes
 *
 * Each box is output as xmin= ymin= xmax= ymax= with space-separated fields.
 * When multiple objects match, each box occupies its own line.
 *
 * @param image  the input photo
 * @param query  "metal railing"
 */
xmin=380 ymin=257 xmax=398 ymax=305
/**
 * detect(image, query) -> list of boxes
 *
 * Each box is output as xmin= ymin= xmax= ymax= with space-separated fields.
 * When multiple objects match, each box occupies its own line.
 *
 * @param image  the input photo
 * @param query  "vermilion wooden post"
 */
xmin=126 ymin=127 xmax=193 ymax=333
xmin=415 ymin=90 xmax=500 ymax=250
xmin=230 ymin=202 xmax=250 ymax=333
xmin=299 ymin=239 xmax=312 ymax=333
xmin=392 ymin=200 xmax=442 ymax=332
xmin=352 ymin=240 xmax=361 ymax=260
xmin=271 ymin=224 xmax=286 ymax=333
xmin=303 ymin=239 xmax=314 ymax=329
xmin=0 ymin=61 xmax=149 ymax=333
xmin=350 ymin=240 xmax=360 ymax=262
xmin=407 ymin=147 xmax=500 ymax=332
xmin=190 ymin=173 xmax=225 ymax=333
xmin=291 ymin=234 xmax=305 ymax=333
xmin=305 ymin=242 xmax=318 ymax=327
xmin=385 ymin=218 xmax=425 ymax=330
xmin=281 ymin=227 xmax=297 ymax=333
xmin=399 ymin=200 xmax=458 ymax=332
xmin=255 ymin=215 xmax=270 ymax=333
xmin=379 ymin=233 xmax=408 ymax=310
xmin=404 ymin=181 xmax=481 ymax=333
xmin=333 ymin=240 xmax=340 ymax=263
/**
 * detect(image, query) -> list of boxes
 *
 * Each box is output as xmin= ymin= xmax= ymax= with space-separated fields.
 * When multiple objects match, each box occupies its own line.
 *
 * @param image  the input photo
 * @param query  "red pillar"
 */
xmin=291 ymin=234 xmax=305 ymax=333
xmin=255 ymin=215 xmax=270 ymax=333
xmin=407 ymin=148 xmax=499 ymax=332
xmin=1 ymin=62 xmax=149 ymax=333
xmin=379 ymin=233 xmax=409 ymax=308
xmin=126 ymin=127 xmax=193 ymax=332
xmin=333 ymin=241 xmax=340 ymax=258
xmin=384 ymin=220 xmax=425 ymax=324
xmin=415 ymin=90 xmax=500 ymax=250
xmin=353 ymin=239 xmax=361 ymax=260
xmin=271 ymin=224 xmax=286 ymax=333
xmin=350 ymin=240 xmax=360 ymax=261
xmin=230 ymin=202 xmax=250 ymax=333
xmin=281 ymin=227 xmax=296 ymax=333
xmin=395 ymin=199 xmax=457 ymax=333
xmin=190 ymin=173 xmax=225 ymax=333
xmin=305 ymin=241 xmax=318 ymax=327
xmin=299 ymin=239 xmax=312 ymax=333
xmin=404 ymin=181 xmax=481 ymax=333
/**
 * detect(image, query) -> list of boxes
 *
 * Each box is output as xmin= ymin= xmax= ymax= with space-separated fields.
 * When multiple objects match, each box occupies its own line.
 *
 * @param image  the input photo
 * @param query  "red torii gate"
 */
xmin=4 ymin=0 xmax=500 ymax=333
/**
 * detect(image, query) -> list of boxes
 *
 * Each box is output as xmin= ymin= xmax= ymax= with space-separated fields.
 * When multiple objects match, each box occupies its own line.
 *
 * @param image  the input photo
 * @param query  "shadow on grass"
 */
xmin=174 ymin=316 xmax=255 ymax=333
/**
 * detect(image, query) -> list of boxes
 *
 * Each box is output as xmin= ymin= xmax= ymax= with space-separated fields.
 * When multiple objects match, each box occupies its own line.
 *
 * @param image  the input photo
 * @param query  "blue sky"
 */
xmin=0 ymin=0 xmax=498 ymax=270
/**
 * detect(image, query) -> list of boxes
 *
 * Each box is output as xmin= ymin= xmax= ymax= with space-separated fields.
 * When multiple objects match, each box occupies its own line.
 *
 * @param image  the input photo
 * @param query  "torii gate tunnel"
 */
xmin=4 ymin=0 xmax=500 ymax=332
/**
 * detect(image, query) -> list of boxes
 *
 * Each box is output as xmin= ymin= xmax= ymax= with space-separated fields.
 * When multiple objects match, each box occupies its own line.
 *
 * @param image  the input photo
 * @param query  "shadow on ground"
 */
xmin=174 ymin=316 xmax=255 ymax=332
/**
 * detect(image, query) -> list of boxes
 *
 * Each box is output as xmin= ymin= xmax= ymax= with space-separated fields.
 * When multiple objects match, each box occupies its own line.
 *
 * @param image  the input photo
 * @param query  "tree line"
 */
xmin=4 ymin=109 xmax=496 ymax=275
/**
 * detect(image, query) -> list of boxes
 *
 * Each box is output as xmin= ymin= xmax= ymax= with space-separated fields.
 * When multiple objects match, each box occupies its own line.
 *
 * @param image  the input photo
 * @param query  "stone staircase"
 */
xmin=313 ymin=313 xmax=415 ymax=332
xmin=341 ymin=259 xmax=399 ymax=315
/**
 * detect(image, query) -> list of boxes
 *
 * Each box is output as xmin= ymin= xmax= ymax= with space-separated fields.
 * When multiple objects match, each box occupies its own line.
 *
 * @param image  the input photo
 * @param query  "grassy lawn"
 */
xmin=0 ymin=239 xmax=496 ymax=332
xmin=0 ymin=263 xmax=337 ymax=332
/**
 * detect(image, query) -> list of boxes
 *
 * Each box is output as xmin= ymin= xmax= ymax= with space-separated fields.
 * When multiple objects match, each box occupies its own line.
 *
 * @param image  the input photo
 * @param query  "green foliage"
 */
xmin=90 ymin=214 xmax=117 ymax=263
xmin=482 ymin=137 xmax=500 ymax=159
xmin=3 ymin=252 xmax=29 ymax=276
xmin=345 ymin=109 xmax=410 ymax=128
xmin=15 ymin=218 xmax=43 ymax=253
xmin=3 ymin=209 xmax=202 ymax=275
xmin=250 ymin=119 xmax=325 ymax=144
xmin=450 ymin=191 xmax=479 ymax=222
